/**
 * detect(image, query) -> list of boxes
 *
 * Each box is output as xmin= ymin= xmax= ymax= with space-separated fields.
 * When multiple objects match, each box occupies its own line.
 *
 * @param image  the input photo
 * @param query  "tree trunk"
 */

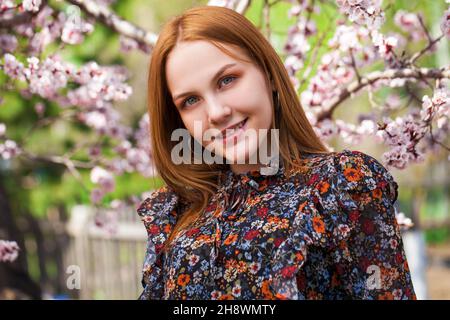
xmin=0 ymin=173 xmax=42 ymax=299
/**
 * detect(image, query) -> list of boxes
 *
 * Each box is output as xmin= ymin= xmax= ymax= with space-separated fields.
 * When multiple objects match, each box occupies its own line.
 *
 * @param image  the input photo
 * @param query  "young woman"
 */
xmin=137 ymin=5 xmax=416 ymax=300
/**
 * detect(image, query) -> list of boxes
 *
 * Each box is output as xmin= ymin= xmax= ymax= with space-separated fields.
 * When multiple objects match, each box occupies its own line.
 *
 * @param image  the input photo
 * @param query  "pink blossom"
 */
xmin=284 ymin=28 xmax=311 ymax=57
xmin=282 ymin=4 xmax=318 ymax=89
xmin=0 ymin=0 xmax=16 ymax=12
xmin=0 ymin=240 xmax=20 ymax=262
xmin=126 ymin=148 xmax=152 ymax=174
xmin=377 ymin=113 xmax=430 ymax=169
xmin=110 ymin=199 xmax=125 ymax=211
xmin=80 ymin=105 xmax=131 ymax=139
xmin=283 ymin=29 xmax=310 ymax=84
xmin=2 ymin=53 xmax=26 ymax=81
xmin=0 ymin=139 xmax=21 ymax=159
xmin=2 ymin=54 xmax=131 ymax=111
xmin=110 ymin=122 xmax=155 ymax=177
xmin=84 ymin=110 xmax=108 ymax=130
xmin=90 ymin=166 xmax=115 ymax=193
xmin=114 ymin=140 xmax=132 ymax=156
xmin=394 ymin=10 xmax=425 ymax=41
xmin=371 ymin=30 xmax=398 ymax=60
xmin=284 ymin=55 xmax=304 ymax=77
xmin=89 ymin=145 xmax=102 ymax=158
xmin=381 ymin=145 xmax=424 ymax=169
xmin=34 ymin=102 xmax=45 ymax=116
xmin=340 ymin=119 xmax=379 ymax=145
xmin=357 ymin=119 xmax=378 ymax=135
xmin=14 ymin=21 xmax=34 ymax=38
xmin=134 ymin=114 xmax=152 ymax=153
xmin=314 ymin=119 xmax=339 ymax=141
xmin=301 ymin=50 xmax=354 ymax=108
xmin=336 ymin=0 xmax=385 ymax=29
xmin=29 ymin=27 xmax=54 ymax=55
xmin=119 ymin=36 xmax=139 ymax=52
xmin=69 ymin=62 xmax=132 ymax=107
xmin=329 ymin=25 xmax=369 ymax=52
xmin=34 ymin=5 xmax=54 ymax=28
xmin=23 ymin=55 xmax=73 ymax=99
xmin=22 ymin=0 xmax=41 ymax=12
xmin=421 ymin=86 xmax=450 ymax=128
xmin=288 ymin=4 xmax=302 ymax=18
xmin=90 ymin=188 xmax=105 ymax=204
xmin=93 ymin=209 xmax=118 ymax=235
xmin=61 ymin=19 xmax=94 ymax=45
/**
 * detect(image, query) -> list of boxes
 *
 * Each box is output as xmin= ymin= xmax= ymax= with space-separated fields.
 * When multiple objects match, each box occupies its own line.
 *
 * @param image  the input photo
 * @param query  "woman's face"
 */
xmin=165 ymin=40 xmax=275 ymax=172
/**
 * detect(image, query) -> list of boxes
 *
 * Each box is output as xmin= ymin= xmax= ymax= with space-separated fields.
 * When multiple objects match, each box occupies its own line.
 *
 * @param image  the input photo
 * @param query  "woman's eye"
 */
xmin=182 ymin=96 xmax=198 ymax=108
xmin=220 ymin=75 xmax=236 ymax=87
xmin=180 ymin=76 xmax=237 ymax=109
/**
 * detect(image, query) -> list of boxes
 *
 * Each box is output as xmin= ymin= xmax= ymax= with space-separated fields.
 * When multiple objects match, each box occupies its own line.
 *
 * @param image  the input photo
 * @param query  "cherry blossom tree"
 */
xmin=0 ymin=0 xmax=449 ymax=262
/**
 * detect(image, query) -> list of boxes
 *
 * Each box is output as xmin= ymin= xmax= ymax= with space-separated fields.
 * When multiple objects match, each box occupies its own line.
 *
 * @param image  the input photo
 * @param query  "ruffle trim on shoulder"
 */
xmin=268 ymin=199 xmax=316 ymax=299
xmin=332 ymin=149 xmax=399 ymax=212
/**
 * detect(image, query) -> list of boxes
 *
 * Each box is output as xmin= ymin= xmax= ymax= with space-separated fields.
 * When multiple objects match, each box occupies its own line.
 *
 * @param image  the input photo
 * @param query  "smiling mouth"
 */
xmin=218 ymin=117 xmax=248 ymax=140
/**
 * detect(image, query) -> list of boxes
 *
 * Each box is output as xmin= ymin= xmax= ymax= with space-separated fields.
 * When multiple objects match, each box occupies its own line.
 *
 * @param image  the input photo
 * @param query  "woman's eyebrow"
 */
xmin=173 ymin=63 xmax=237 ymax=101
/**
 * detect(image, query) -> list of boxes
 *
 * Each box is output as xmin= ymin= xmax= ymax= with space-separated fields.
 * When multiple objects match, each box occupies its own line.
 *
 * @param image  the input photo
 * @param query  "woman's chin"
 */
xmin=202 ymin=136 xmax=259 ymax=164
xmin=220 ymin=139 xmax=258 ymax=164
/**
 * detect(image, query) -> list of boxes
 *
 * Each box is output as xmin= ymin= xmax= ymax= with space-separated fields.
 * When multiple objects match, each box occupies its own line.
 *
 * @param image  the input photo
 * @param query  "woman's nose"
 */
xmin=206 ymin=99 xmax=232 ymax=125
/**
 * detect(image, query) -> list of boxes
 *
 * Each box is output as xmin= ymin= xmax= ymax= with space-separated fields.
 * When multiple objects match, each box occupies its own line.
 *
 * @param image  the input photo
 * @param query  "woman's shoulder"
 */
xmin=330 ymin=149 xmax=398 ymax=204
xmin=290 ymin=149 xmax=397 ymax=201
xmin=281 ymin=149 xmax=400 ymax=250
xmin=137 ymin=185 xmax=179 ymax=215
xmin=136 ymin=185 xmax=182 ymax=232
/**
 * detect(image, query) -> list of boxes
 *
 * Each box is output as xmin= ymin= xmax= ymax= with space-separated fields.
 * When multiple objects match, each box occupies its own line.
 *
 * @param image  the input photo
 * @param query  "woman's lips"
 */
xmin=219 ymin=117 xmax=248 ymax=145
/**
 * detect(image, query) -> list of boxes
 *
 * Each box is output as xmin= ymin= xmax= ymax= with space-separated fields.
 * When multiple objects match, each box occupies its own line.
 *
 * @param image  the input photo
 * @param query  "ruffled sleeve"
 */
xmin=136 ymin=185 xmax=180 ymax=300
xmin=329 ymin=149 xmax=416 ymax=299
xmin=269 ymin=199 xmax=323 ymax=299
xmin=269 ymin=149 xmax=416 ymax=300
xmin=268 ymin=151 xmax=353 ymax=299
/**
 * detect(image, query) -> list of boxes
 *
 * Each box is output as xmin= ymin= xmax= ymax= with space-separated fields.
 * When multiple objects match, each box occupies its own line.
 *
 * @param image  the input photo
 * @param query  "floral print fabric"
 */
xmin=137 ymin=149 xmax=416 ymax=300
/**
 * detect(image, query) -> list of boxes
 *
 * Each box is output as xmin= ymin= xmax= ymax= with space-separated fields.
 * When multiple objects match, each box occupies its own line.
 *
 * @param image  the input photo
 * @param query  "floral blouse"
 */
xmin=137 ymin=149 xmax=416 ymax=300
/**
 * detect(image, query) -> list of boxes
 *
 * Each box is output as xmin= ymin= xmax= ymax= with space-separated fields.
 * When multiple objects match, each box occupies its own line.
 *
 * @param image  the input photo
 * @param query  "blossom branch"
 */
xmin=349 ymin=48 xmax=361 ymax=84
xmin=429 ymin=123 xmax=450 ymax=152
xmin=408 ymin=33 xmax=445 ymax=66
xmin=24 ymin=109 xmax=77 ymax=138
xmin=21 ymin=149 xmax=99 ymax=170
xmin=298 ymin=23 xmax=334 ymax=88
xmin=417 ymin=13 xmax=433 ymax=44
xmin=20 ymin=149 xmax=97 ymax=192
xmin=317 ymin=67 xmax=450 ymax=121
xmin=64 ymin=0 xmax=158 ymax=49
xmin=0 ymin=0 xmax=47 ymax=28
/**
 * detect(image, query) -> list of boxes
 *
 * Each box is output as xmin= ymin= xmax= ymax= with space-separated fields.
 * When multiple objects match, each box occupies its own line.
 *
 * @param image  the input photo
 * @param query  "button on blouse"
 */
xmin=137 ymin=149 xmax=417 ymax=300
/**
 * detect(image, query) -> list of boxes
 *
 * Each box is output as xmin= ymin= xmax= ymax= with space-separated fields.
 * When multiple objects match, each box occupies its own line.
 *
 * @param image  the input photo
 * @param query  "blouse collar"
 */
xmin=219 ymin=159 xmax=287 ymax=192
xmin=214 ymin=160 xmax=287 ymax=221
